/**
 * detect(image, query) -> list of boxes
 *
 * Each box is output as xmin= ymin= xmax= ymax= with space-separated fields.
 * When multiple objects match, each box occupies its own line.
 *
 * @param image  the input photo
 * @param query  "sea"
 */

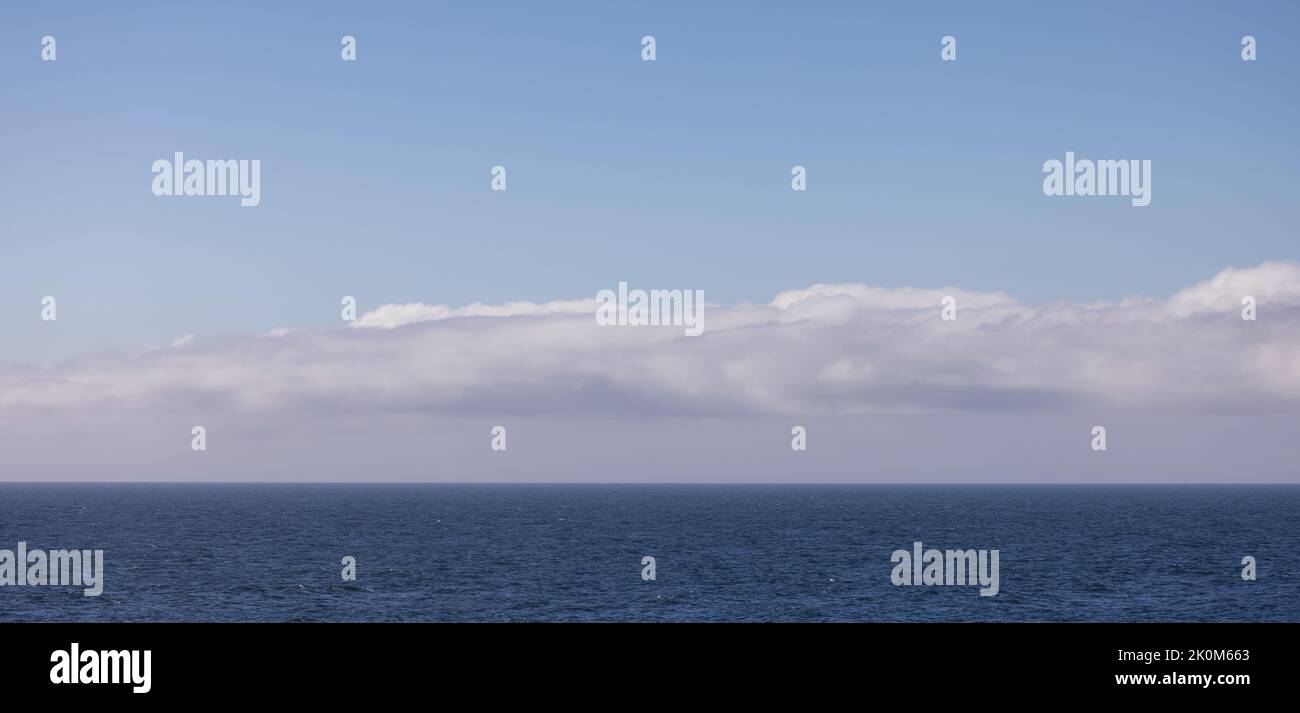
xmin=0 ymin=484 xmax=1296 ymax=622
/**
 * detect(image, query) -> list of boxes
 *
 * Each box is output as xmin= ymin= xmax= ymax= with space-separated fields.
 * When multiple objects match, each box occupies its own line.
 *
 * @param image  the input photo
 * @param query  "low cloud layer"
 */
xmin=5 ymin=262 xmax=1300 ymax=419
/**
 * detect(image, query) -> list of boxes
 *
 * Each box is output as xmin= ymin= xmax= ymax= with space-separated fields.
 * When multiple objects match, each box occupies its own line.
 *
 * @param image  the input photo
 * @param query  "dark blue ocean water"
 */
xmin=0 ymin=485 xmax=1295 ymax=622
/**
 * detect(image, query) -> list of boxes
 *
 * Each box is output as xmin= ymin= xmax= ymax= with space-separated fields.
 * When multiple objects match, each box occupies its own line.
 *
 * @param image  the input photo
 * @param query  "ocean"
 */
xmin=0 ymin=484 xmax=1295 ymax=622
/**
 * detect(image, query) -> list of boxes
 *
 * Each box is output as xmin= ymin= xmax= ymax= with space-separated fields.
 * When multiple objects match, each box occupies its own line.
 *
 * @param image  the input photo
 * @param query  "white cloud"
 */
xmin=1166 ymin=261 xmax=1300 ymax=317
xmin=4 ymin=263 xmax=1299 ymax=417
xmin=350 ymin=298 xmax=597 ymax=329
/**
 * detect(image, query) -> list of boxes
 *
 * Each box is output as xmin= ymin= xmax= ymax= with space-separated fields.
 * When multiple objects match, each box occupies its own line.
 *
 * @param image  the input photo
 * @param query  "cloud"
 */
xmin=1166 ymin=262 xmax=1300 ymax=317
xmin=3 ymin=263 xmax=1299 ymax=418
xmin=350 ymin=299 xmax=597 ymax=329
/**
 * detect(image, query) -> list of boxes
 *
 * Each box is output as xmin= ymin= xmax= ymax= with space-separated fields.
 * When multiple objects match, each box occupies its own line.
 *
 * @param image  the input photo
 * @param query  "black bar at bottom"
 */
xmin=0 ymin=622 xmax=1287 ymax=701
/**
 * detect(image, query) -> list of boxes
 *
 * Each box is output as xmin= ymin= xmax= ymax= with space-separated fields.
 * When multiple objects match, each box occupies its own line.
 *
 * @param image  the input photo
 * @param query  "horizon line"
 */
xmin=1 ymin=481 xmax=1296 ymax=486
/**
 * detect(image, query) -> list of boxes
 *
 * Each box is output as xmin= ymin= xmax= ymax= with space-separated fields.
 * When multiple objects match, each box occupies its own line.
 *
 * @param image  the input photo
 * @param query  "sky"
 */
xmin=1 ymin=1 xmax=1298 ymax=481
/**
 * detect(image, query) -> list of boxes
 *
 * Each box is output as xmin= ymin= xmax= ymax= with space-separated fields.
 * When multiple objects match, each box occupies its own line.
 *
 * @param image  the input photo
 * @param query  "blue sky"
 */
xmin=2 ymin=0 xmax=1297 ymax=363
xmin=2 ymin=2 xmax=1300 ymax=483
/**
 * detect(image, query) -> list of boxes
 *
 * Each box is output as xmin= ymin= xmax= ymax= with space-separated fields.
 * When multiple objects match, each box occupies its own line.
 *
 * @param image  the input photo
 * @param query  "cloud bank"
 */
xmin=4 ymin=262 xmax=1299 ymax=419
